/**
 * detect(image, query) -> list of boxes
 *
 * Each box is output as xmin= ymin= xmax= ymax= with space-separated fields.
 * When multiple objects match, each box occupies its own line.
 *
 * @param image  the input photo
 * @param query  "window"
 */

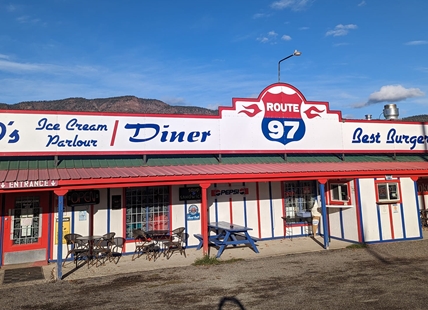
xmin=125 ymin=186 xmax=170 ymax=239
xmin=376 ymin=181 xmax=400 ymax=203
xmin=284 ymin=181 xmax=317 ymax=222
xmin=330 ymin=183 xmax=349 ymax=202
xmin=11 ymin=196 xmax=41 ymax=244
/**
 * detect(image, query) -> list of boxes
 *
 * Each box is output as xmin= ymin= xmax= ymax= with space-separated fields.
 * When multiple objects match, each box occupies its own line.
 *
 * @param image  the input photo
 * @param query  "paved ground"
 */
xmin=1 ymin=235 xmax=428 ymax=309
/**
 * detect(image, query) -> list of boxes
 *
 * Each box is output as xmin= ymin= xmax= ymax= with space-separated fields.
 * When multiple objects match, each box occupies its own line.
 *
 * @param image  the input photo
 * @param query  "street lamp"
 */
xmin=278 ymin=50 xmax=301 ymax=82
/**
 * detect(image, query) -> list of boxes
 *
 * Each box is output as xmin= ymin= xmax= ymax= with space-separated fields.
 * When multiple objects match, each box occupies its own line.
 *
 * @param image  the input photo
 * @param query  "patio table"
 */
xmin=208 ymin=221 xmax=259 ymax=258
xmin=145 ymin=230 xmax=170 ymax=260
xmin=76 ymin=235 xmax=102 ymax=257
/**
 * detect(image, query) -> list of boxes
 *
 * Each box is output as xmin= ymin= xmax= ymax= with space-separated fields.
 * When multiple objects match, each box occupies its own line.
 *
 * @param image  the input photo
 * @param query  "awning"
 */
xmin=1 ymin=161 xmax=427 ymax=192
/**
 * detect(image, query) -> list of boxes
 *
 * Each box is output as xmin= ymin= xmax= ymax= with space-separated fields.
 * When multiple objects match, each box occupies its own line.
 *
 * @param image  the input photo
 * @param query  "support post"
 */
xmin=54 ymin=189 xmax=68 ymax=280
xmin=318 ymin=180 xmax=329 ymax=249
xmin=199 ymin=183 xmax=211 ymax=256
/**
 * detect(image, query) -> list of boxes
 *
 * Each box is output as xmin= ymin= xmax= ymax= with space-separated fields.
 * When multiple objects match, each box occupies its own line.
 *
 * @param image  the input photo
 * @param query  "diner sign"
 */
xmin=1 ymin=83 xmax=428 ymax=156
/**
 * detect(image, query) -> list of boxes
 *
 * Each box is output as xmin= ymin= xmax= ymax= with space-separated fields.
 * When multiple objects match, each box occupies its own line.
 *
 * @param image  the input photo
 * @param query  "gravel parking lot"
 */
xmin=1 ymin=238 xmax=428 ymax=309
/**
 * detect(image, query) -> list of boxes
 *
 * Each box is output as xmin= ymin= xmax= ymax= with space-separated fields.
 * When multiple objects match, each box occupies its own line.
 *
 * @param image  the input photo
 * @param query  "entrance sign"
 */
xmin=0 ymin=180 xmax=57 ymax=189
xmin=1 ymin=83 xmax=428 ymax=155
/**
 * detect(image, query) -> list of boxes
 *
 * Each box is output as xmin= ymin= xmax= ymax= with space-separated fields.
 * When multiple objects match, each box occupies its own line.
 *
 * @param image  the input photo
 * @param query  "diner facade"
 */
xmin=1 ymin=83 xmax=428 ymax=278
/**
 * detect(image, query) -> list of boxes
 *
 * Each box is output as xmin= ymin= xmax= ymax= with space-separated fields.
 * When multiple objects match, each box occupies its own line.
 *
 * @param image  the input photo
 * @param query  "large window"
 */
xmin=376 ymin=181 xmax=400 ymax=203
xmin=125 ymin=186 xmax=170 ymax=239
xmin=284 ymin=181 xmax=317 ymax=222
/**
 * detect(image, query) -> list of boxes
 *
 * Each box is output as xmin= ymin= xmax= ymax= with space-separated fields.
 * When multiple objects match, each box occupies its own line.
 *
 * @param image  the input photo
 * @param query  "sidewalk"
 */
xmin=51 ymin=235 xmax=351 ymax=282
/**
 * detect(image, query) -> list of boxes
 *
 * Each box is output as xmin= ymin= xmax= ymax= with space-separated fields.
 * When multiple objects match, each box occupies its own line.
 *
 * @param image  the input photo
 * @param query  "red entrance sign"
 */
xmin=1 ymin=180 xmax=58 ymax=189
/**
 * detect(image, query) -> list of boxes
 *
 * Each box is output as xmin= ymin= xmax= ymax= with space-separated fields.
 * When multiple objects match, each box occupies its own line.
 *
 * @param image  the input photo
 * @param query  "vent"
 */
xmin=383 ymin=104 xmax=399 ymax=120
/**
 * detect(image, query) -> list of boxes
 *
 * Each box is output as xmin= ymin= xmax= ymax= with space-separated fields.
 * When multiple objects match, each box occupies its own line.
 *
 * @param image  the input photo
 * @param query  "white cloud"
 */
xmin=0 ymin=58 xmax=99 ymax=76
xmin=405 ymin=40 xmax=428 ymax=45
xmin=334 ymin=43 xmax=350 ymax=47
xmin=257 ymin=36 xmax=270 ymax=43
xmin=281 ymin=35 xmax=292 ymax=41
xmin=16 ymin=15 xmax=41 ymax=24
xmin=361 ymin=85 xmax=425 ymax=107
xmin=358 ymin=1 xmax=366 ymax=6
xmin=271 ymin=0 xmax=313 ymax=11
xmin=299 ymin=27 xmax=309 ymax=30
xmin=257 ymin=31 xmax=279 ymax=43
xmin=0 ymin=59 xmax=46 ymax=72
xmin=253 ymin=13 xmax=272 ymax=19
xmin=326 ymin=24 xmax=358 ymax=37
xmin=7 ymin=4 xmax=17 ymax=12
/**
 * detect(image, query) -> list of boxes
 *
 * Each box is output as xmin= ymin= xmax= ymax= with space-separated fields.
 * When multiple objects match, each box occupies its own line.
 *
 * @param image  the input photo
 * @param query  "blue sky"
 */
xmin=0 ymin=0 xmax=427 ymax=119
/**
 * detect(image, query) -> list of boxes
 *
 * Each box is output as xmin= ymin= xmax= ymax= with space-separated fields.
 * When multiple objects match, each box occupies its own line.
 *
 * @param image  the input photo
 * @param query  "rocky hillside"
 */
xmin=0 ymin=96 xmax=426 ymax=120
xmin=401 ymin=115 xmax=428 ymax=122
xmin=0 ymin=96 xmax=219 ymax=115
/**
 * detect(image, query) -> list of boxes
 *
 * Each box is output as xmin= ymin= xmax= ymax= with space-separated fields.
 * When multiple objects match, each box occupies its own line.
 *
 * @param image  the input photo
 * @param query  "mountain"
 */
xmin=0 ymin=96 xmax=427 ymax=121
xmin=401 ymin=115 xmax=428 ymax=122
xmin=0 ymin=96 xmax=219 ymax=115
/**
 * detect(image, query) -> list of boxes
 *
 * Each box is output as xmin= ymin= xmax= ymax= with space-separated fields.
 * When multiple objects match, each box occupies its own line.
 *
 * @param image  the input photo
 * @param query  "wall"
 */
xmin=358 ymin=177 xmax=420 ymax=243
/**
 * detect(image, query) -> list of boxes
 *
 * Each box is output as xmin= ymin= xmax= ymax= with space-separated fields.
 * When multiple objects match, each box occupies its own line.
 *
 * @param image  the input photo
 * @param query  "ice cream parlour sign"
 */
xmin=1 ymin=83 xmax=428 ymax=155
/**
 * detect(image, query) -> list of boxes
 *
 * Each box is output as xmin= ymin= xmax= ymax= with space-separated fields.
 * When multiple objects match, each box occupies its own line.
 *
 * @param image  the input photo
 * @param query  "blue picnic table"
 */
xmin=195 ymin=221 xmax=259 ymax=258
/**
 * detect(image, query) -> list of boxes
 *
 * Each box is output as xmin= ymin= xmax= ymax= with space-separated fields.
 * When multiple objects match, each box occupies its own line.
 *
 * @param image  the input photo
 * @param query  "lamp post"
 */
xmin=278 ymin=50 xmax=301 ymax=82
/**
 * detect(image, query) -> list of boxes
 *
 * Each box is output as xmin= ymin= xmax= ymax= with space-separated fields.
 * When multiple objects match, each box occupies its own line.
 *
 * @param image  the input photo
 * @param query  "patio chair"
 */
xmin=110 ymin=237 xmax=126 ymax=264
xmin=91 ymin=237 xmax=113 ymax=267
xmin=163 ymin=231 xmax=189 ymax=259
xmin=132 ymin=229 xmax=156 ymax=261
xmin=102 ymin=232 xmax=116 ymax=243
xmin=63 ymin=233 xmax=89 ymax=267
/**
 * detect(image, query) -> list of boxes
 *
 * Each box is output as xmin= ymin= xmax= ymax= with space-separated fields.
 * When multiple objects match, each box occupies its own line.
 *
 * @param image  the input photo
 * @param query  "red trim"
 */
xmin=327 ymin=181 xmax=351 ymax=205
xmin=121 ymin=189 xmax=127 ymax=240
xmin=49 ymin=206 xmax=55 ymax=262
xmin=256 ymin=182 xmax=261 ymax=239
xmin=2 ymin=192 xmax=49 ymax=254
xmin=229 ymin=196 xmax=233 ymax=224
xmin=374 ymin=179 xmax=402 ymax=204
xmin=353 ymin=179 xmax=363 ymax=243
xmin=286 ymin=223 xmax=309 ymax=228
xmin=89 ymin=204 xmax=94 ymax=236
xmin=6 ymin=149 xmax=428 ymax=156
xmin=388 ymin=204 xmax=395 ymax=239
xmin=168 ymin=185 xmax=173 ymax=233
xmin=281 ymin=181 xmax=286 ymax=237
xmin=110 ymin=120 xmax=119 ymax=146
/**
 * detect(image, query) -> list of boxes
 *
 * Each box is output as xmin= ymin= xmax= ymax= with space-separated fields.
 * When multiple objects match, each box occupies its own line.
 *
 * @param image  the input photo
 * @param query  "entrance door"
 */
xmin=2 ymin=192 xmax=50 ymax=264
xmin=284 ymin=181 xmax=317 ymax=222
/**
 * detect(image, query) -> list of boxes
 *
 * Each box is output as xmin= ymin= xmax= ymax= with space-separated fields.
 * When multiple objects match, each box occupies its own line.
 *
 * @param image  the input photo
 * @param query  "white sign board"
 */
xmin=0 ymin=83 xmax=427 ymax=155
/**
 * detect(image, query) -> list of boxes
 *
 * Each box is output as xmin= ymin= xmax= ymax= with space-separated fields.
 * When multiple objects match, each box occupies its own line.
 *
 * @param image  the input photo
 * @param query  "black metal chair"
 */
xmin=91 ymin=237 xmax=113 ymax=267
xmin=163 ymin=229 xmax=188 ymax=259
xmin=110 ymin=237 xmax=126 ymax=264
xmin=102 ymin=232 xmax=116 ymax=243
xmin=63 ymin=233 xmax=89 ymax=267
xmin=132 ymin=229 xmax=156 ymax=261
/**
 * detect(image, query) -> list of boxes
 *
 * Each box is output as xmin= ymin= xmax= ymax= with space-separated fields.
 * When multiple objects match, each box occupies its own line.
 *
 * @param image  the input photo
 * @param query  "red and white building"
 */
xmin=1 ymin=83 xmax=428 ymax=278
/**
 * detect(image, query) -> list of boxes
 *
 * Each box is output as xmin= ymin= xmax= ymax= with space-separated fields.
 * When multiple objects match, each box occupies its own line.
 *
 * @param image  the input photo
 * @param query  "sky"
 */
xmin=0 ymin=0 xmax=427 ymax=119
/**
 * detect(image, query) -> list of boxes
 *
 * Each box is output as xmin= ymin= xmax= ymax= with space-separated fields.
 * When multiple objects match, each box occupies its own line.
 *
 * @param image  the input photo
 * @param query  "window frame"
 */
xmin=375 ymin=180 xmax=402 ymax=204
xmin=328 ymin=181 xmax=350 ymax=205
